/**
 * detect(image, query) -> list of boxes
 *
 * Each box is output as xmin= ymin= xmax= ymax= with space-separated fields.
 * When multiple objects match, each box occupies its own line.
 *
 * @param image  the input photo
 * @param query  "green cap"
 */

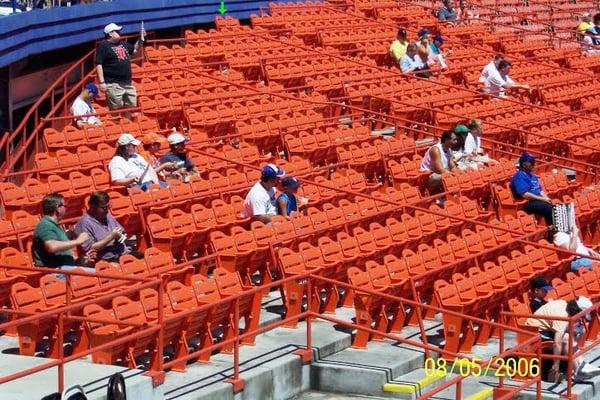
xmin=454 ymin=124 xmax=469 ymax=134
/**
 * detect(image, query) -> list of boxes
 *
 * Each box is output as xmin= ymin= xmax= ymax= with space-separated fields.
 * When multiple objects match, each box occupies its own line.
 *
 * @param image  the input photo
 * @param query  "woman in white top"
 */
xmin=108 ymin=133 xmax=168 ymax=191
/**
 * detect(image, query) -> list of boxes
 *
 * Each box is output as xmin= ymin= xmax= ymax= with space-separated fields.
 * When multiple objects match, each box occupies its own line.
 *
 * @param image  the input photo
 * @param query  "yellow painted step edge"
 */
xmin=466 ymin=388 xmax=493 ymax=400
xmin=383 ymin=371 xmax=446 ymax=394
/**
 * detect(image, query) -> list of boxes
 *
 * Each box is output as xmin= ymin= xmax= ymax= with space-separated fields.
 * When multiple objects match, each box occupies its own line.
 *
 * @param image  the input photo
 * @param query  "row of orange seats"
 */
xmin=12 ymin=267 xmax=259 ymax=368
xmin=433 ymin=241 xmax=570 ymax=353
xmin=335 ymin=138 xmax=416 ymax=176
xmin=43 ymin=117 xmax=158 ymax=150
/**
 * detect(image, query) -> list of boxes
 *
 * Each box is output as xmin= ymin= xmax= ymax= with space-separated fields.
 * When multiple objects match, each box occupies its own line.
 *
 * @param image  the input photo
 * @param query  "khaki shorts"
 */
xmin=105 ymin=82 xmax=137 ymax=110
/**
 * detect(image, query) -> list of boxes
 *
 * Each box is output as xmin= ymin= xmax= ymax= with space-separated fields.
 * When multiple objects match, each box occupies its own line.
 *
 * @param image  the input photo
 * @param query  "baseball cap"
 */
xmin=454 ymin=124 xmax=469 ymax=134
xmin=576 ymin=296 xmax=593 ymax=320
xmin=519 ymin=152 xmax=536 ymax=164
xmin=104 ymin=23 xmax=122 ymax=35
xmin=117 ymin=133 xmax=141 ymax=146
xmin=418 ymin=28 xmax=430 ymax=37
xmin=531 ymin=277 xmax=553 ymax=291
xmin=397 ymin=28 xmax=407 ymax=37
xmin=141 ymin=133 xmax=166 ymax=145
xmin=434 ymin=33 xmax=444 ymax=44
xmin=167 ymin=132 xmax=186 ymax=145
xmin=261 ymin=164 xmax=285 ymax=180
xmin=282 ymin=176 xmax=301 ymax=189
xmin=84 ymin=83 xmax=99 ymax=98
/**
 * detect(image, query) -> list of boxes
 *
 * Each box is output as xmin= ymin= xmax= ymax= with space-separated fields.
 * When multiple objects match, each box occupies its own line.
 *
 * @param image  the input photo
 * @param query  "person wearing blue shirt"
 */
xmin=510 ymin=152 xmax=553 ymax=225
xmin=277 ymin=176 xmax=300 ymax=218
xmin=400 ymin=44 xmax=431 ymax=78
xmin=438 ymin=0 xmax=457 ymax=21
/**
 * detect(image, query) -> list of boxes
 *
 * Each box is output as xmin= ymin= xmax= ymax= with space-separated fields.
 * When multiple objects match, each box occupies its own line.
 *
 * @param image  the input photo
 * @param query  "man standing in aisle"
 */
xmin=96 ymin=23 xmax=145 ymax=112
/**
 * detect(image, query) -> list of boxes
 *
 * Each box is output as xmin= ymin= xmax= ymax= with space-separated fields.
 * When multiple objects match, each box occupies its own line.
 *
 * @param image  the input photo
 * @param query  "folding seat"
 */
xmin=467 ymin=267 xmax=504 ymax=318
xmin=0 ymin=219 xmax=17 ymax=253
xmin=382 ymin=254 xmax=410 ymax=293
xmin=400 ymin=213 xmax=422 ymax=243
xmin=498 ymin=255 xmax=531 ymax=295
xmin=386 ymin=217 xmax=410 ymax=250
xmin=307 ymin=207 xmax=330 ymax=233
xmin=493 ymin=184 xmax=526 ymax=218
xmin=23 ymin=178 xmax=51 ymax=203
xmin=317 ymin=236 xmax=353 ymax=279
xmin=34 ymin=153 xmax=60 ymax=173
xmin=347 ymin=267 xmax=389 ymax=348
xmin=418 ymin=243 xmax=444 ymax=276
xmin=537 ymin=239 xmax=570 ymax=273
xmin=138 ymin=287 xmax=188 ymax=370
xmin=169 ymin=208 xmax=205 ymax=259
xmin=270 ymin=215 xmax=297 ymax=246
xmin=111 ymin=296 xmax=158 ymax=368
xmin=337 ymin=231 xmax=374 ymax=265
xmin=453 ymin=272 xmax=492 ymax=320
xmin=213 ymin=268 xmax=261 ymax=346
xmin=43 ymin=127 xmax=66 ymax=149
xmin=459 ymin=195 xmax=493 ymax=221
xmin=83 ymin=303 xmax=133 ymax=365
xmin=353 ymin=226 xmax=385 ymax=258
xmin=551 ymin=277 xmax=575 ymax=300
xmin=10 ymin=282 xmax=62 ymax=356
xmin=297 ymin=183 xmax=320 ymax=206
xmin=62 ymin=126 xmax=86 ymax=147
xmin=447 ymin=233 xmax=471 ymax=262
xmin=69 ymin=171 xmax=95 ymax=196
xmin=415 ymin=210 xmax=440 ymax=240
xmin=68 ymin=267 xmax=102 ymax=301
xmin=290 ymin=212 xmax=314 ymax=237
xmin=167 ymin=279 xmax=215 ymax=361
xmin=90 ymin=168 xmax=111 ymax=191
xmin=483 ymin=261 xmax=513 ymax=302
xmin=40 ymin=274 xmax=67 ymax=306
xmin=580 ymin=267 xmax=600 ymax=297
xmin=211 ymin=198 xmax=246 ymax=229
xmin=402 ymin=248 xmax=427 ymax=275
xmin=146 ymin=213 xmax=187 ymax=259
xmin=76 ymin=145 xmax=102 ymax=169
xmin=10 ymin=211 xmax=39 ymax=244
xmin=398 ymin=182 xmax=421 ymax=203
xmin=566 ymin=272 xmax=589 ymax=298
xmin=434 ymin=279 xmax=477 ymax=353
xmin=0 ymin=182 xmax=37 ymax=217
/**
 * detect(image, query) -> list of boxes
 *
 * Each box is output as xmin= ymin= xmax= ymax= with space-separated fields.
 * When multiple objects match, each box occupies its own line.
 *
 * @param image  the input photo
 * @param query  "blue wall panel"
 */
xmin=0 ymin=0 xmax=276 ymax=67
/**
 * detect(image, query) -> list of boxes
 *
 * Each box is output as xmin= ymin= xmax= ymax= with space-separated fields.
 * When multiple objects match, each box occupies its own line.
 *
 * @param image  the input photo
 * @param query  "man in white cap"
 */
xmin=108 ymin=133 xmax=166 ymax=190
xmin=159 ymin=132 xmax=199 ymax=182
xmin=95 ymin=22 xmax=145 ymax=112
xmin=527 ymin=296 xmax=600 ymax=382
xmin=242 ymin=164 xmax=285 ymax=224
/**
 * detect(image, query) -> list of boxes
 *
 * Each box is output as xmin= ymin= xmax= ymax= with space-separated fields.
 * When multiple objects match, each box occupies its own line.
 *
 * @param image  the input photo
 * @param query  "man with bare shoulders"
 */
xmin=420 ymin=130 xmax=457 ymax=192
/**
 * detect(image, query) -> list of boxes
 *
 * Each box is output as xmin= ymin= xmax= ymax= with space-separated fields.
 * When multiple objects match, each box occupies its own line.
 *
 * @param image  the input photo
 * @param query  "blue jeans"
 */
xmin=134 ymin=180 xmax=168 ymax=191
xmin=52 ymin=265 xmax=96 ymax=280
xmin=571 ymin=257 xmax=593 ymax=272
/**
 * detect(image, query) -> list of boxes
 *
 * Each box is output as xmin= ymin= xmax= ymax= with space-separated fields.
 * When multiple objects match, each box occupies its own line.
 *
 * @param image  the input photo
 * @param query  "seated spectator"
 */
xmin=108 ymin=133 xmax=165 ymax=191
xmin=420 ymin=130 xmax=457 ymax=192
xmin=526 ymin=297 xmax=600 ymax=382
xmin=160 ymin=132 xmax=199 ymax=182
xmin=242 ymin=164 xmax=285 ymax=224
xmin=139 ymin=133 xmax=173 ymax=181
xmin=400 ymin=44 xmax=431 ymax=78
xmin=389 ymin=28 xmax=409 ymax=64
xmin=428 ymin=33 xmax=449 ymax=70
xmin=484 ymin=60 xmax=530 ymax=98
xmin=438 ymin=0 xmax=457 ymax=21
xmin=529 ymin=277 xmax=553 ymax=313
xmin=71 ymin=83 xmax=101 ymax=128
xmin=452 ymin=124 xmax=476 ymax=171
xmin=479 ymin=54 xmax=503 ymax=84
xmin=32 ymin=193 xmax=96 ymax=274
xmin=416 ymin=29 xmax=434 ymax=67
xmin=578 ymin=12 xmax=594 ymax=34
xmin=510 ymin=152 xmax=553 ymax=226
xmin=554 ymin=225 xmax=600 ymax=272
xmin=74 ymin=191 xmax=142 ymax=263
xmin=458 ymin=0 xmax=478 ymax=20
xmin=277 ymin=176 xmax=303 ymax=218
xmin=581 ymin=29 xmax=600 ymax=55
xmin=457 ymin=120 xmax=497 ymax=168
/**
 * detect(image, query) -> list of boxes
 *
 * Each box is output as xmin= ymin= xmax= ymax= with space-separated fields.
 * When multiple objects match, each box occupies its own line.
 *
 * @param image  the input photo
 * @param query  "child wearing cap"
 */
xmin=139 ymin=133 xmax=175 ymax=181
xmin=277 ymin=177 xmax=301 ymax=218
xmin=71 ymin=83 xmax=101 ymax=128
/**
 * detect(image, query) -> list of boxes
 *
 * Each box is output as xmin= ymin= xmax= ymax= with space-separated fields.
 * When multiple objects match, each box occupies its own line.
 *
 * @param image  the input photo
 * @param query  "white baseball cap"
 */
xmin=117 ymin=133 xmax=141 ymax=146
xmin=577 ymin=296 xmax=593 ymax=321
xmin=168 ymin=132 xmax=187 ymax=145
xmin=104 ymin=23 xmax=122 ymax=35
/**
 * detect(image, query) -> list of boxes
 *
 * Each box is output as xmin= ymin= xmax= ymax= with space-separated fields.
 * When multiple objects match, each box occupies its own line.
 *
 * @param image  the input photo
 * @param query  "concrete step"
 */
xmin=0 ymin=353 xmax=160 ymax=400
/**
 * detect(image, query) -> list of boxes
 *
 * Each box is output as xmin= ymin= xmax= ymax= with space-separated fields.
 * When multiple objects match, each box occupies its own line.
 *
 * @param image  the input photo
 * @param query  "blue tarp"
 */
xmin=0 ymin=0 xmax=274 ymax=67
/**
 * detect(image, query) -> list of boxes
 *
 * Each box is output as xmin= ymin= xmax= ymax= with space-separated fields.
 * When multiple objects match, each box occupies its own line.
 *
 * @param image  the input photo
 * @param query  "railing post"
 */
xmin=57 ymin=309 xmax=64 ymax=393
xmin=144 ymin=277 xmax=166 ymax=386
xmin=566 ymin=318 xmax=574 ymax=398
xmin=225 ymin=297 xmax=245 ymax=393
xmin=294 ymin=275 xmax=313 ymax=363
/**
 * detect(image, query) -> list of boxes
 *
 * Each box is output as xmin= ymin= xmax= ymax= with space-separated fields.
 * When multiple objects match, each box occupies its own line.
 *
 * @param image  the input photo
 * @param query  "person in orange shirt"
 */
xmin=139 ymin=133 xmax=174 ymax=181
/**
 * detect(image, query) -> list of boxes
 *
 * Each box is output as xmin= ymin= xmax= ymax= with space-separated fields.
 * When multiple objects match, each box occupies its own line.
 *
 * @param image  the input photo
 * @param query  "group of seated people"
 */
xmin=389 ymin=28 xmax=450 ymax=75
xmin=32 ymin=191 xmax=141 ymax=275
xmin=527 ymin=277 xmax=600 ymax=382
xmin=579 ymin=12 xmax=600 ymax=54
xmin=437 ymin=0 xmax=479 ymax=22
xmin=419 ymin=120 xmax=495 ymax=193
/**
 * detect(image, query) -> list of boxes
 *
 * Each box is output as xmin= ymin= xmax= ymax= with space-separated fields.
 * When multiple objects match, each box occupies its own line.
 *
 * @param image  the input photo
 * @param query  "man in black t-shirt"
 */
xmin=96 ymin=23 xmax=144 ymax=112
